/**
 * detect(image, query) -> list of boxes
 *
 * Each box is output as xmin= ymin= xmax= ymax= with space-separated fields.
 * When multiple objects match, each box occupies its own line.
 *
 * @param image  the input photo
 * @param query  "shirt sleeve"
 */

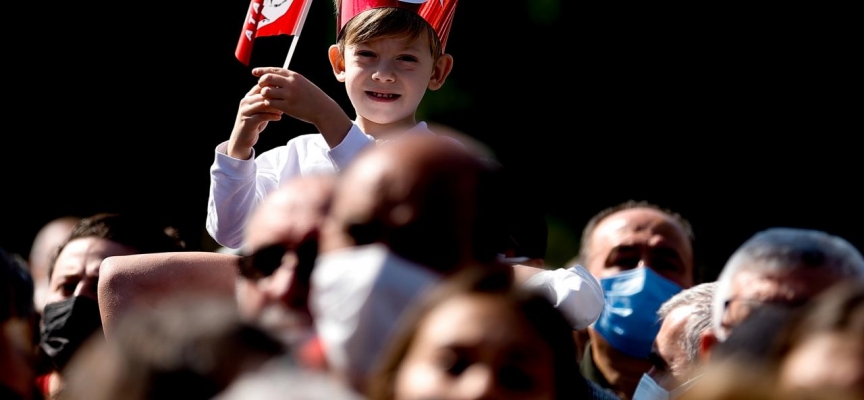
xmin=328 ymin=123 xmax=374 ymax=171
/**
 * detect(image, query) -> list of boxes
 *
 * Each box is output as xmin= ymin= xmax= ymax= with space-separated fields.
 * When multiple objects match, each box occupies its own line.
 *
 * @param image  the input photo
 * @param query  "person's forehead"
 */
xmin=53 ymin=237 xmax=137 ymax=277
xmin=729 ymin=268 xmax=839 ymax=301
xmin=657 ymin=305 xmax=692 ymax=349
xmin=419 ymin=295 xmax=534 ymax=347
xmin=592 ymin=208 xmax=691 ymax=252
xmin=246 ymin=183 xmax=331 ymax=250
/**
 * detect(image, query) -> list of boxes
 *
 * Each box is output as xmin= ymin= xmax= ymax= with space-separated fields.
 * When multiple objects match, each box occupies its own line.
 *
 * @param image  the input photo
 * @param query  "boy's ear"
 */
xmin=427 ymin=54 xmax=454 ymax=91
xmin=328 ymin=45 xmax=346 ymax=82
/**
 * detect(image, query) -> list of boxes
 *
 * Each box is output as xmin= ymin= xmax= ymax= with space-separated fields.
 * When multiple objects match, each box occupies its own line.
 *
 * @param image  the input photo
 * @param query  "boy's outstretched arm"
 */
xmin=227 ymin=84 xmax=285 ymax=160
xmin=253 ymin=67 xmax=354 ymax=149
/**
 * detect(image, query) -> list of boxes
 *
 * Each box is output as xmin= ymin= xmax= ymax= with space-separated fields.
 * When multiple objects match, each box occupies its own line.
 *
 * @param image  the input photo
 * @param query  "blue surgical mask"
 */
xmin=633 ymin=372 xmax=702 ymax=400
xmin=633 ymin=373 xmax=669 ymax=400
xmin=592 ymin=267 xmax=682 ymax=358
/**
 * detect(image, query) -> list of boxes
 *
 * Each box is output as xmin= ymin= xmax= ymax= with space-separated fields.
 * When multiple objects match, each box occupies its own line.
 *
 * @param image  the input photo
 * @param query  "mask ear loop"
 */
xmin=670 ymin=373 xmax=704 ymax=398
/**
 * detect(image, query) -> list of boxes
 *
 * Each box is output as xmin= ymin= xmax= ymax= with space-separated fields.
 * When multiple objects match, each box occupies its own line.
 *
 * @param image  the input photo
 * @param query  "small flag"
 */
xmin=235 ymin=0 xmax=312 ymax=66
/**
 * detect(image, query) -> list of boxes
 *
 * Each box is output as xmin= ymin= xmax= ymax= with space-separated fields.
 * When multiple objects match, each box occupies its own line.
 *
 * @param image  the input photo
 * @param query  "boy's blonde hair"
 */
xmin=334 ymin=5 xmax=443 ymax=59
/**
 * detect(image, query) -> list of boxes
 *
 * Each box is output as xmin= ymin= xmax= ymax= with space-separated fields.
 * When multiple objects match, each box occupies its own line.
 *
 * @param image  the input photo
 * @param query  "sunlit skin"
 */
xmin=238 ymin=176 xmax=334 ymax=336
xmin=582 ymin=207 xmax=694 ymax=400
xmin=46 ymin=237 xmax=139 ymax=304
xmin=328 ymin=29 xmax=453 ymax=139
xmin=719 ymin=268 xmax=844 ymax=336
xmin=44 ymin=236 xmax=140 ymax=398
xmin=393 ymin=294 xmax=556 ymax=400
xmin=584 ymin=208 xmax=694 ymax=289
xmin=647 ymin=305 xmax=694 ymax=390
xmin=778 ymin=332 xmax=864 ymax=396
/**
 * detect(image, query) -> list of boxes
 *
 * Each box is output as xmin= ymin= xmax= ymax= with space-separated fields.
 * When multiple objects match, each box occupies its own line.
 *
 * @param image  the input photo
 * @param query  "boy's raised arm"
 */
xmin=253 ymin=67 xmax=354 ymax=149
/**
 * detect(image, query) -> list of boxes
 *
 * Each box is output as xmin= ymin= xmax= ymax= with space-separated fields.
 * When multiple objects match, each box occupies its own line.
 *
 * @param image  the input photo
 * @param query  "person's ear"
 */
xmin=329 ymin=45 xmax=346 ymax=82
xmin=699 ymin=328 xmax=718 ymax=364
xmin=427 ymin=54 xmax=454 ymax=91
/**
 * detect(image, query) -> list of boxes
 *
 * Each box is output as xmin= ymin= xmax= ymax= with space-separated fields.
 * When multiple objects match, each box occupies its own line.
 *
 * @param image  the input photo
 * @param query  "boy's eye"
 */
xmin=397 ymin=55 xmax=419 ymax=62
xmin=356 ymin=50 xmax=376 ymax=58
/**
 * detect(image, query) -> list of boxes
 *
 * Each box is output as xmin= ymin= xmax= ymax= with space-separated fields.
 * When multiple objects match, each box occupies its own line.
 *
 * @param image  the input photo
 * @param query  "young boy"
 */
xmin=207 ymin=0 xmax=457 ymax=249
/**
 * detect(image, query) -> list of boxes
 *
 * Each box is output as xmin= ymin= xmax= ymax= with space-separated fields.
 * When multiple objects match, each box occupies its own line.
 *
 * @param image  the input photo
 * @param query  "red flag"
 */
xmin=235 ymin=0 xmax=312 ymax=66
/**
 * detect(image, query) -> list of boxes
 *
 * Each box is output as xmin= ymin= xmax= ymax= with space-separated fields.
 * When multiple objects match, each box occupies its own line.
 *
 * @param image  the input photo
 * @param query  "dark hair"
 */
xmin=1 ymin=247 xmax=35 ymax=322
xmin=366 ymin=266 xmax=590 ymax=400
xmin=47 ymin=213 xmax=186 ymax=282
xmin=336 ymin=6 xmax=442 ymax=59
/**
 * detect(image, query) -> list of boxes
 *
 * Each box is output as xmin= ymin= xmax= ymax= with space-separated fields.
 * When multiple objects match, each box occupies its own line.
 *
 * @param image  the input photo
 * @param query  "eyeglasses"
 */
xmin=237 ymin=240 xmax=318 ymax=281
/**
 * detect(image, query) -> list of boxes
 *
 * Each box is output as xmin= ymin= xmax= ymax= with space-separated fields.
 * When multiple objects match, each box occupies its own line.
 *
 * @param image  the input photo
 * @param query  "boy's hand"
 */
xmin=227 ymin=84 xmax=283 ymax=160
xmin=253 ymin=67 xmax=353 ymax=149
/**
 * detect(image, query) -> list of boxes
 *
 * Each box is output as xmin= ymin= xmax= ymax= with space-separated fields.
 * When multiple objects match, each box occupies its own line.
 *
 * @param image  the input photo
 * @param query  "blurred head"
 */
xmin=368 ymin=267 xmax=588 ymax=400
xmin=46 ymin=213 xmax=185 ymax=304
xmin=320 ymin=134 xmax=506 ymax=274
xmin=641 ymin=282 xmax=716 ymax=395
xmin=41 ymin=212 xmax=186 ymax=371
xmin=29 ymin=216 xmax=80 ymax=312
xmin=237 ymin=174 xmax=336 ymax=342
xmin=711 ymin=227 xmax=864 ymax=341
xmin=62 ymin=297 xmax=285 ymax=400
xmin=1 ymin=247 xmax=39 ymax=398
xmin=773 ymin=280 xmax=864 ymax=398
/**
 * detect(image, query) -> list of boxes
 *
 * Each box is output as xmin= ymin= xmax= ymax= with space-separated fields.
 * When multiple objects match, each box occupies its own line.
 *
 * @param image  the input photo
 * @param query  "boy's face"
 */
xmin=330 ymin=31 xmax=451 ymax=132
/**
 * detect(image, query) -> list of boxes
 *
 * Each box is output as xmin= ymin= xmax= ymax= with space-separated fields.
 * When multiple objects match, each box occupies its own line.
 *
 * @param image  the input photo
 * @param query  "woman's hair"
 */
xmin=365 ymin=265 xmax=589 ymax=400
xmin=336 ymin=6 xmax=442 ymax=59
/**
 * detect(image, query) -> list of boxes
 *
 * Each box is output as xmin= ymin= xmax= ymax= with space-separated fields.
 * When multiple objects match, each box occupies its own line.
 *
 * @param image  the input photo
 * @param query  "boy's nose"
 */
xmin=372 ymin=64 xmax=396 ymax=82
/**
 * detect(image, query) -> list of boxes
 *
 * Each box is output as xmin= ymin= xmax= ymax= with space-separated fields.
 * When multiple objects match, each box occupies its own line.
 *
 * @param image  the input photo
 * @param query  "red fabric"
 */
xmin=296 ymin=334 xmax=328 ymax=371
xmin=337 ymin=0 xmax=458 ymax=50
xmin=35 ymin=373 xmax=51 ymax=397
xmin=235 ymin=0 xmax=312 ymax=65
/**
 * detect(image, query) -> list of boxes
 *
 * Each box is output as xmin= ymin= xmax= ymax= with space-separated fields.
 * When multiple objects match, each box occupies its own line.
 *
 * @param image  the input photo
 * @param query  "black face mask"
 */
xmin=40 ymin=296 xmax=103 ymax=371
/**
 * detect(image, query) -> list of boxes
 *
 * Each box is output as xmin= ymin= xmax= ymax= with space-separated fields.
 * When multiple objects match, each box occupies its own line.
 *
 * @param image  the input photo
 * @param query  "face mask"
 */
xmin=40 ymin=296 xmax=103 ymax=371
xmin=592 ymin=267 xmax=682 ymax=358
xmin=633 ymin=372 xmax=703 ymax=400
xmin=309 ymin=243 xmax=440 ymax=388
xmin=633 ymin=373 xmax=669 ymax=400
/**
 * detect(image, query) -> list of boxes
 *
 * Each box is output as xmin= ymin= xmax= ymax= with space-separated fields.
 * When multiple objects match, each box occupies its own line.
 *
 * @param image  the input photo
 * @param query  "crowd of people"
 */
xmin=3 ymin=1 xmax=864 ymax=400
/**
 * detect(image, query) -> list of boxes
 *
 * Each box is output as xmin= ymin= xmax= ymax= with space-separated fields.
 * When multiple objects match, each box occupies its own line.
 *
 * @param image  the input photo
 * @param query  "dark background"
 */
xmin=2 ymin=1 xmax=859 ymax=281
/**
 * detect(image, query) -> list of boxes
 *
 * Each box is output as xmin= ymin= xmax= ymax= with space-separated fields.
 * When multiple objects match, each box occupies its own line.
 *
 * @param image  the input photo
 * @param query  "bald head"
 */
xmin=244 ymin=174 xmax=336 ymax=253
xmin=322 ymin=134 xmax=504 ymax=274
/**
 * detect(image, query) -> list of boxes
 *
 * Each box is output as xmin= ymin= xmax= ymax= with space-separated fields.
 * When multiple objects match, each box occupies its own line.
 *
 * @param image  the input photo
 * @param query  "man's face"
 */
xmin=584 ymin=208 xmax=694 ymax=289
xmin=237 ymin=178 xmax=332 ymax=335
xmin=47 ymin=237 xmax=138 ymax=304
xmin=648 ymin=305 xmax=695 ymax=390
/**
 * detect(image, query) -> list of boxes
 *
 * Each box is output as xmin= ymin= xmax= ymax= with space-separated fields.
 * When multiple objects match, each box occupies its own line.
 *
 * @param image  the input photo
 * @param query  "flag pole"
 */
xmin=283 ymin=0 xmax=315 ymax=69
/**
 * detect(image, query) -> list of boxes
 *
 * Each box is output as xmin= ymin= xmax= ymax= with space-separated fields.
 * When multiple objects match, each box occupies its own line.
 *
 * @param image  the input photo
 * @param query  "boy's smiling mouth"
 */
xmin=366 ymin=91 xmax=400 ymax=100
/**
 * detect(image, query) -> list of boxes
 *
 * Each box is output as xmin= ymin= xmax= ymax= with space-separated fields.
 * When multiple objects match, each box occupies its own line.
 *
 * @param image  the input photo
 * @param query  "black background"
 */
xmin=2 ymin=1 xmax=859 ymax=280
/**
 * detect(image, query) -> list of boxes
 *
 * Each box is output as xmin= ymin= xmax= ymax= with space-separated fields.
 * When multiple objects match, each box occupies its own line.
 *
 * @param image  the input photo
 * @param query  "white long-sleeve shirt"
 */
xmin=206 ymin=122 xmax=436 ymax=249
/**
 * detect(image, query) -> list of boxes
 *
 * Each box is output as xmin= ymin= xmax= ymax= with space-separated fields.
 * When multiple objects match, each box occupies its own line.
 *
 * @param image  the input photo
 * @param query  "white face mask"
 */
xmin=633 ymin=372 xmax=702 ymax=400
xmin=309 ymin=243 xmax=441 ymax=388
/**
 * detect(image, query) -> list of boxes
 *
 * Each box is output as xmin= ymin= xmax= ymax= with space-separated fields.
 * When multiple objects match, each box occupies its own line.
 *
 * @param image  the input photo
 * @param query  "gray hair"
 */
xmin=711 ymin=227 xmax=864 ymax=341
xmin=658 ymin=281 xmax=717 ymax=364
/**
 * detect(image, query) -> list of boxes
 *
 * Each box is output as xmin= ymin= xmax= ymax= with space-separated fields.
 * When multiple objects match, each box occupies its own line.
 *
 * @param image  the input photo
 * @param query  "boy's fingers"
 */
xmin=252 ymin=67 xmax=288 ymax=76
